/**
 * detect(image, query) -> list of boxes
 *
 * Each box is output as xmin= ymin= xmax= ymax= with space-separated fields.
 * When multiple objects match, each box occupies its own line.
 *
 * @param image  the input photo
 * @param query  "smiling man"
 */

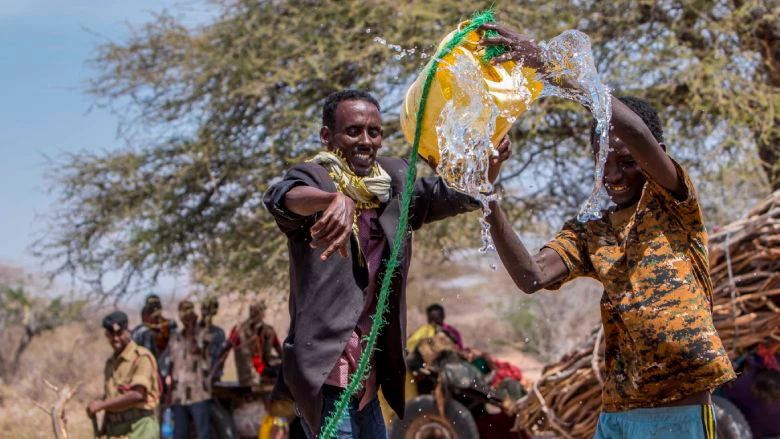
xmin=88 ymin=311 xmax=161 ymax=438
xmin=479 ymin=24 xmax=735 ymax=439
xmin=263 ymin=89 xmax=510 ymax=438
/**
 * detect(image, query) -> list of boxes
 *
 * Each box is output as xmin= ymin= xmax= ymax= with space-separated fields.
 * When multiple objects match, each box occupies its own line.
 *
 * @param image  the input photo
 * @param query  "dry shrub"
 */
xmin=0 ymin=318 xmax=109 ymax=438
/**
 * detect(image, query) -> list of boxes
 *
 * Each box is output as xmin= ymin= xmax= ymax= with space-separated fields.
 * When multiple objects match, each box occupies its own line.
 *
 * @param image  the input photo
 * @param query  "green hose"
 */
xmin=319 ymin=10 xmax=502 ymax=438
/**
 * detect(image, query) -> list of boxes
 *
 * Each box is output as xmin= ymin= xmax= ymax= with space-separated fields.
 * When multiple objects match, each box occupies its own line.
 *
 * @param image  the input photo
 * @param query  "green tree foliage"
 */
xmin=38 ymin=0 xmax=777 ymax=297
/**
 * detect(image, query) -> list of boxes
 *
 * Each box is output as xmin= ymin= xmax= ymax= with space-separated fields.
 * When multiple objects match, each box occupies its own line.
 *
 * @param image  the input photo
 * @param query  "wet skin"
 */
xmin=595 ymin=132 xmax=649 ymax=209
xmin=319 ymin=99 xmax=383 ymax=176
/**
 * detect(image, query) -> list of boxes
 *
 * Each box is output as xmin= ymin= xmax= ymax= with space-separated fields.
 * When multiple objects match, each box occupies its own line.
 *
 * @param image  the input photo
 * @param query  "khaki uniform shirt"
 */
xmin=103 ymin=341 xmax=160 ymax=412
xmin=169 ymin=327 xmax=212 ymax=405
xmin=544 ymin=161 xmax=735 ymax=411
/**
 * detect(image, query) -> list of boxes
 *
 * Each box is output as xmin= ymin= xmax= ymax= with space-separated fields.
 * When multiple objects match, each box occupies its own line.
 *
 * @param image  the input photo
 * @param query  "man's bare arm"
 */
xmin=478 ymin=23 xmax=685 ymax=198
xmin=487 ymin=201 xmax=568 ymax=293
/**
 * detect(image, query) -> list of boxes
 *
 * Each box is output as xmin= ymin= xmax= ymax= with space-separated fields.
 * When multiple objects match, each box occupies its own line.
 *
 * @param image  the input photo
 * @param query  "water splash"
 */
xmin=434 ymin=53 xmax=534 ymax=252
xmin=537 ymin=30 xmax=614 ymax=221
xmin=432 ymin=30 xmax=613 ymax=257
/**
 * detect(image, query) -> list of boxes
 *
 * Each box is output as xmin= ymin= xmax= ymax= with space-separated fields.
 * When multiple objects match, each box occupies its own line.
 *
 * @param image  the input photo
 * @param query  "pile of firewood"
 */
xmin=513 ymin=192 xmax=780 ymax=439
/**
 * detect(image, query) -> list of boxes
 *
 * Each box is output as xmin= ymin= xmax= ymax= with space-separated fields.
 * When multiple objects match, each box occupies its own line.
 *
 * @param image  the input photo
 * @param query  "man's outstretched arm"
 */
xmin=486 ymin=200 xmax=568 ymax=294
xmin=284 ymin=186 xmax=354 ymax=260
xmin=264 ymin=165 xmax=355 ymax=261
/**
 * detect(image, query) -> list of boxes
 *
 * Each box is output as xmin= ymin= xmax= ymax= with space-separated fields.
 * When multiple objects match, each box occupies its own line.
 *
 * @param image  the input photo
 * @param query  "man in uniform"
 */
xmin=87 ymin=310 xmax=161 ymax=438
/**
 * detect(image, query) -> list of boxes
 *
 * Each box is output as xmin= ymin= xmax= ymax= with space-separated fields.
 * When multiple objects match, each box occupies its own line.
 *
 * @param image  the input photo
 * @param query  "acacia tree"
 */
xmin=38 ymin=0 xmax=777 ymax=298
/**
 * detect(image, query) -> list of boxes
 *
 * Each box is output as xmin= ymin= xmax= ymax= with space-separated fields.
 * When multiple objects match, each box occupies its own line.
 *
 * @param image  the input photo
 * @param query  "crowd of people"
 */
xmin=88 ymin=295 xmax=282 ymax=439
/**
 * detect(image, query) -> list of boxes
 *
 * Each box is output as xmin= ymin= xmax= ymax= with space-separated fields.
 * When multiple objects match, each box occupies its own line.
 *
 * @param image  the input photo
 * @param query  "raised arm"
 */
xmin=409 ymin=135 xmax=512 ymax=229
xmin=486 ymin=200 xmax=568 ymax=293
xmin=609 ymin=97 xmax=684 ymax=197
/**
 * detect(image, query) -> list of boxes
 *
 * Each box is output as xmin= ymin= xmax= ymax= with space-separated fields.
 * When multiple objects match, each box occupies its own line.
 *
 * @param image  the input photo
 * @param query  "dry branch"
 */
xmin=28 ymin=379 xmax=80 ymax=439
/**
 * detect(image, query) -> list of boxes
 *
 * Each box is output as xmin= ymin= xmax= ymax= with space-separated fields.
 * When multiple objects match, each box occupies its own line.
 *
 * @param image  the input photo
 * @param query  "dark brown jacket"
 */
xmin=263 ymin=157 xmax=479 ymax=432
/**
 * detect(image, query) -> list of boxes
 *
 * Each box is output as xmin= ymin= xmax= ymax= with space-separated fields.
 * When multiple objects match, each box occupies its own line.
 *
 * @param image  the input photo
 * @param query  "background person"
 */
xmin=87 ymin=311 xmax=160 ymax=439
xmin=168 ymin=301 xmax=213 ymax=439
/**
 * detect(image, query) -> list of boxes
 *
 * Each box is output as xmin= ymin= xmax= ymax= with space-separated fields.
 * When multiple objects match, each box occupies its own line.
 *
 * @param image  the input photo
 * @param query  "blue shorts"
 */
xmin=595 ymin=405 xmax=716 ymax=439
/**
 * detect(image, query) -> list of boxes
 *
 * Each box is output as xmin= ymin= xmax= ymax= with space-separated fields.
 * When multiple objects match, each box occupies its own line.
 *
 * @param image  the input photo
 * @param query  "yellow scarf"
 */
xmin=307 ymin=150 xmax=391 ymax=209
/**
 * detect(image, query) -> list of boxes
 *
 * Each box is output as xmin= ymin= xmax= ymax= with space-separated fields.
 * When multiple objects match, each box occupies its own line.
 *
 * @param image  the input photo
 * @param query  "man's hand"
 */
xmin=478 ymin=23 xmax=545 ymax=71
xmin=310 ymin=192 xmax=355 ymax=261
xmin=86 ymin=400 xmax=103 ymax=416
xmin=488 ymin=134 xmax=512 ymax=184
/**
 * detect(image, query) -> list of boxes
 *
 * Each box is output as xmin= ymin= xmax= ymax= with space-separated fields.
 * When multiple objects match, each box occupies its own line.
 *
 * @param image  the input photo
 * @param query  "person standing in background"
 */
xmin=88 ymin=311 xmax=160 ymax=438
xmin=199 ymin=296 xmax=226 ymax=381
xmin=168 ymin=301 xmax=213 ymax=439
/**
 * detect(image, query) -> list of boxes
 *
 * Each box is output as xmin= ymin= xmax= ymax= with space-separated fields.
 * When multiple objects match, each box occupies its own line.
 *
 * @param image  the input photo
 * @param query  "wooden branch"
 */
xmin=43 ymin=378 xmax=59 ymax=392
xmin=28 ymin=398 xmax=50 ymax=414
xmin=28 ymin=378 xmax=81 ymax=439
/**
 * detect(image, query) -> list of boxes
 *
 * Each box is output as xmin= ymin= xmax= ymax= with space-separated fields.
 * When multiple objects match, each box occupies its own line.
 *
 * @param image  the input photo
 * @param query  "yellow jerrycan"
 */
xmin=400 ymin=21 xmax=543 ymax=169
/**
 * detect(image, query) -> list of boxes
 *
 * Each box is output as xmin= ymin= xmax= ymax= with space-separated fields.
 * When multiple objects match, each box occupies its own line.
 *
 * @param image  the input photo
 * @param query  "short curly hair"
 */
xmin=590 ymin=95 xmax=665 ymax=146
xmin=322 ymin=89 xmax=381 ymax=128
xmin=426 ymin=303 xmax=445 ymax=316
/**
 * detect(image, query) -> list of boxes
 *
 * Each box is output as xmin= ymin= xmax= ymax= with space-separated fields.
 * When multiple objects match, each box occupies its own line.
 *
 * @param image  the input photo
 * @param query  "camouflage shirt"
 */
xmin=544 ymin=160 xmax=735 ymax=411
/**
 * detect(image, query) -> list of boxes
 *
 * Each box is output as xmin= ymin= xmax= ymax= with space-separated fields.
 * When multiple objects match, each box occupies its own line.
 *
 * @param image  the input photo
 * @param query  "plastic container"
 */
xmin=400 ymin=21 xmax=543 ymax=168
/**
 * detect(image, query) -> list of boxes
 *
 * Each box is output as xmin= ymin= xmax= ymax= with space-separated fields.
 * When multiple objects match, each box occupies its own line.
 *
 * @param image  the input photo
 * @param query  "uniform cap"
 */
xmin=102 ymin=311 xmax=129 ymax=333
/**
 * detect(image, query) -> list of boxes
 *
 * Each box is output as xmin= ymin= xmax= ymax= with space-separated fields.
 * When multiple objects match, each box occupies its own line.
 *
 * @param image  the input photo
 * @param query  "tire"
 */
xmin=712 ymin=395 xmax=753 ymax=439
xmin=389 ymin=395 xmax=479 ymax=439
xmin=210 ymin=400 xmax=240 ymax=439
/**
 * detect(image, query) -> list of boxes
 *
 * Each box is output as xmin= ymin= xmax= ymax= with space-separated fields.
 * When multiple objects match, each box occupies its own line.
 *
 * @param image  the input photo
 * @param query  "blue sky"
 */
xmin=0 ymin=1 xmax=214 ymax=273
